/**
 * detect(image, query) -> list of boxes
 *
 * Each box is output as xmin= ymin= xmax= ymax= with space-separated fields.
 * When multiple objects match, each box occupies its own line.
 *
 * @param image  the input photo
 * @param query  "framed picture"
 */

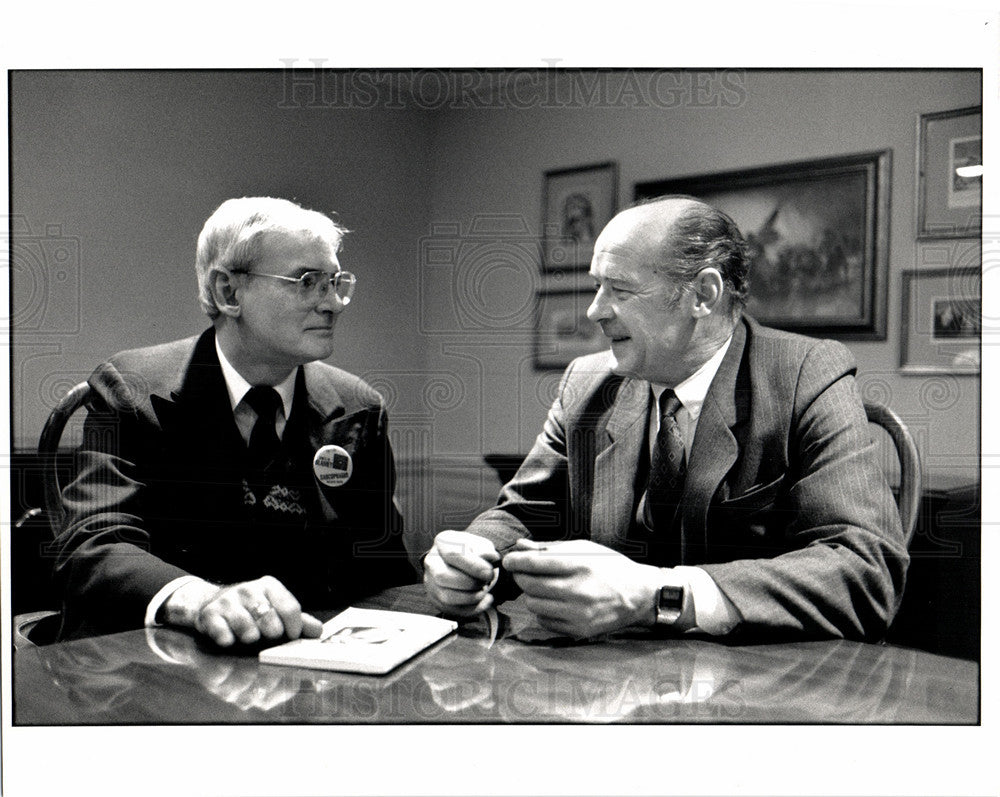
xmin=542 ymin=161 xmax=618 ymax=270
xmin=635 ymin=150 xmax=891 ymax=339
xmin=533 ymin=287 xmax=606 ymax=369
xmin=916 ymin=106 xmax=982 ymax=239
xmin=900 ymin=267 xmax=980 ymax=374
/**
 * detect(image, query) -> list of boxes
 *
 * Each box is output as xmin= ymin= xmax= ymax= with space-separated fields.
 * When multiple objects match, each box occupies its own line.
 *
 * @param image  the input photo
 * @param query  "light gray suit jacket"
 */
xmin=465 ymin=317 xmax=909 ymax=640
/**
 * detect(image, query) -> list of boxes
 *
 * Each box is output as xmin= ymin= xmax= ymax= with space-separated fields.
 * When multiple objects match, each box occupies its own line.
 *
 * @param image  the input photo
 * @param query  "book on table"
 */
xmin=259 ymin=607 xmax=458 ymax=675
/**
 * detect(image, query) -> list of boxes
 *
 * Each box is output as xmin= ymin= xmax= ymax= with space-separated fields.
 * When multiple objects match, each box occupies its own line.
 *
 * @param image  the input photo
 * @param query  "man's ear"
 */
xmin=691 ymin=268 xmax=724 ymax=318
xmin=209 ymin=268 xmax=242 ymax=318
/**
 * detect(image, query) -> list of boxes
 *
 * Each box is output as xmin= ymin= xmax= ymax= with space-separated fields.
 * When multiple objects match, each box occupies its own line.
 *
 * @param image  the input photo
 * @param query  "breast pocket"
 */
xmin=711 ymin=475 xmax=789 ymax=553
xmin=718 ymin=474 xmax=785 ymax=515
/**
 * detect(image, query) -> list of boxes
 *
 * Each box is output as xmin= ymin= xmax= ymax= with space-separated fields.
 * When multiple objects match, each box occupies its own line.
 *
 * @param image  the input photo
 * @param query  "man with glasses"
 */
xmin=54 ymin=197 xmax=412 ymax=644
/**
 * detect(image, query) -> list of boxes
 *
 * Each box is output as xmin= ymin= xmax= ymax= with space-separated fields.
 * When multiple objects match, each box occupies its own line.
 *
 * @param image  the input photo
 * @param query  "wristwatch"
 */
xmin=655 ymin=583 xmax=686 ymax=626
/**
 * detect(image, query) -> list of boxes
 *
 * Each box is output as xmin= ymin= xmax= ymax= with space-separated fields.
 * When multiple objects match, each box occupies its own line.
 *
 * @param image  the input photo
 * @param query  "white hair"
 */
xmin=195 ymin=197 xmax=349 ymax=319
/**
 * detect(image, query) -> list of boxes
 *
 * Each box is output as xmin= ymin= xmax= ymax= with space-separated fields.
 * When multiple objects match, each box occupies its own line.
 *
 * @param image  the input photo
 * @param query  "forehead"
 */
xmin=590 ymin=223 xmax=663 ymax=284
xmin=255 ymin=230 xmax=339 ymax=273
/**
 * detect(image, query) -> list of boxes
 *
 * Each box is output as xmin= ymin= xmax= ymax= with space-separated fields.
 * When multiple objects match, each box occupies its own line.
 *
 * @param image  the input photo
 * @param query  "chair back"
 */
xmin=864 ymin=400 xmax=921 ymax=548
xmin=13 ymin=381 xmax=92 ymax=649
xmin=40 ymin=381 xmax=93 ymax=536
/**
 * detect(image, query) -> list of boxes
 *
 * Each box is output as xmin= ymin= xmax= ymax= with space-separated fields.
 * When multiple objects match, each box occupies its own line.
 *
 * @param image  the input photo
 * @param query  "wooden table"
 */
xmin=12 ymin=585 xmax=978 ymax=725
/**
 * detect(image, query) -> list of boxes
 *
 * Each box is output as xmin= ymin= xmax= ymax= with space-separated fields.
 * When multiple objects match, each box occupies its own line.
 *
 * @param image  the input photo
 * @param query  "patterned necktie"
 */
xmin=244 ymin=385 xmax=282 ymax=469
xmin=643 ymin=389 xmax=687 ymax=533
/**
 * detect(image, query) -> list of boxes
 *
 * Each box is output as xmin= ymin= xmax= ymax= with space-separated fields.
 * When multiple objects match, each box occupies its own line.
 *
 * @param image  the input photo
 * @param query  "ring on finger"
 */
xmin=248 ymin=600 xmax=272 ymax=621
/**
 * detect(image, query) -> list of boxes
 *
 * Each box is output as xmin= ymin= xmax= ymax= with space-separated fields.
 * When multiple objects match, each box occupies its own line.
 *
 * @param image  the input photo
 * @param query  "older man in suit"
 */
xmin=55 ymin=197 xmax=411 ymax=645
xmin=424 ymin=196 xmax=908 ymax=641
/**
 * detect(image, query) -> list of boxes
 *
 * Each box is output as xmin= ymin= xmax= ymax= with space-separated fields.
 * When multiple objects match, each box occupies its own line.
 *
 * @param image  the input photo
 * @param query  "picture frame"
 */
xmin=916 ymin=106 xmax=982 ymax=239
xmin=635 ymin=150 xmax=891 ymax=340
xmin=542 ymin=161 xmax=618 ymax=271
xmin=533 ymin=287 xmax=606 ymax=370
xmin=900 ymin=266 xmax=980 ymax=375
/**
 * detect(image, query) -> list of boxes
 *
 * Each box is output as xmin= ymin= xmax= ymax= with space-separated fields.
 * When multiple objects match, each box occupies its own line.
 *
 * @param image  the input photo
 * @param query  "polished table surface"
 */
xmin=13 ymin=585 xmax=979 ymax=725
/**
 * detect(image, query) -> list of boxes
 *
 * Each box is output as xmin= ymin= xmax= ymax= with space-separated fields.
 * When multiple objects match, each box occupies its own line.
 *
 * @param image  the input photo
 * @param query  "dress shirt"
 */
xmin=647 ymin=336 xmax=741 ymax=636
xmin=144 ymin=340 xmax=298 ymax=627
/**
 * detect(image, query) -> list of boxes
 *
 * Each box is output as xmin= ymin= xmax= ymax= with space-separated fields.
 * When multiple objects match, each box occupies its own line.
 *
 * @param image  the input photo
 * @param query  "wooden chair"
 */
xmin=13 ymin=381 xmax=93 ymax=649
xmin=864 ymin=400 xmax=922 ymax=548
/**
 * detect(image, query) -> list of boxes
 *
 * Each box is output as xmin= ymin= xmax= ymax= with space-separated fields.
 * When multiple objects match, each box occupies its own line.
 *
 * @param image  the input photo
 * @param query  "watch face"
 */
xmin=659 ymin=585 xmax=683 ymax=610
xmin=656 ymin=584 xmax=684 ymax=625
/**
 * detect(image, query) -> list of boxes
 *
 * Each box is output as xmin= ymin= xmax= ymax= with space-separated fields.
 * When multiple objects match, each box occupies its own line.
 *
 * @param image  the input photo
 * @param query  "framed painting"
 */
xmin=900 ymin=267 xmax=980 ymax=374
xmin=635 ymin=150 xmax=891 ymax=339
xmin=916 ymin=106 xmax=982 ymax=239
xmin=542 ymin=161 xmax=618 ymax=271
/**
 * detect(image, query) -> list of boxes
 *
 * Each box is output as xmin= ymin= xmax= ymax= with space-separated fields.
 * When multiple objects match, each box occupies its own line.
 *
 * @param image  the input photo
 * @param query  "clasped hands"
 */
xmin=424 ymin=530 xmax=662 ymax=639
xmin=163 ymin=574 xmax=323 ymax=648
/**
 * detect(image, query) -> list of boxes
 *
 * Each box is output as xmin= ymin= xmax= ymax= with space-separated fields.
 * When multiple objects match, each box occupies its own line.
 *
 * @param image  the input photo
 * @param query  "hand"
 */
xmin=164 ymin=575 xmax=323 ymax=648
xmin=502 ymin=539 xmax=661 ymax=638
xmin=423 ymin=530 xmax=501 ymax=617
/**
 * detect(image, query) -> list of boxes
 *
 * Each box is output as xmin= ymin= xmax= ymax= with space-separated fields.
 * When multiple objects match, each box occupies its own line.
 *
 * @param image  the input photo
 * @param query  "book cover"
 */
xmin=258 ymin=607 xmax=458 ymax=675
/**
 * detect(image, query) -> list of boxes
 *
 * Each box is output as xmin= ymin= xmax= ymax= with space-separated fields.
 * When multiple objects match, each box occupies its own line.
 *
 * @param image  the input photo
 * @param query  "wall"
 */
xmin=422 ymin=69 xmax=982 ymax=499
xmin=10 ymin=70 xmax=435 ymax=449
xmin=10 ymin=69 xmax=982 ymax=545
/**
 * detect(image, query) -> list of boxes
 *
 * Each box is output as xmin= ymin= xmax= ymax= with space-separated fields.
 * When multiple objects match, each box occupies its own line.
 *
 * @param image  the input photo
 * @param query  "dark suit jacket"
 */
xmin=466 ymin=317 xmax=909 ymax=640
xmin=54 ymin=329 xmax=412 ymax=639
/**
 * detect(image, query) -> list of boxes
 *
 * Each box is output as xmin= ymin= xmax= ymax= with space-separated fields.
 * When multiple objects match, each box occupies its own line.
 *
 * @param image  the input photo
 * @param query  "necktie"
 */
xmin=644 ymin=389 xmax=687 ymax=533
xmin=244 ymin=385 xmax=282 ymax=469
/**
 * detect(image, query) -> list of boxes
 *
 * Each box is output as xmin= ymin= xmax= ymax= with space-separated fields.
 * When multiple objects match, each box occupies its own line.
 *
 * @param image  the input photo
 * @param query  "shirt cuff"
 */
xmin=144 ymin=575 xmax=204 ymax=628
xmin=674 ymin=565 xmax=740 ymax=636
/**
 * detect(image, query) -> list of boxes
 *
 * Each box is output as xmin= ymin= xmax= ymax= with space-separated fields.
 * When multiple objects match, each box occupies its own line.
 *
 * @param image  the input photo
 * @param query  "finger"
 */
xmin=219 ymin=601 xmax=261 ymax=645
xmin=435 ymin=533 xmax=499 ymax=582
xmin=196 ymin=611 xmax=236 ymax=648
xmin=430 ymin=562 xmax=486 ymax=592
xmin=301 ymin=614 xmax=323 ymax=638
xmin=426 ymin=580 xmax=493 ymax=616
xmin=503 ymin=550 xmax=577 ymax=577
xmin=510 ymin=572 xmax=571 ymax=599
xmin=439 ymin=591 xmax=494 ymax=618
xmin=430 ymin=582 xmax=491 ymax=608
xmin=513 ymin=538 xmax=548 ymax=550
xmin=262 ymin=579 xmax=304 ymax=639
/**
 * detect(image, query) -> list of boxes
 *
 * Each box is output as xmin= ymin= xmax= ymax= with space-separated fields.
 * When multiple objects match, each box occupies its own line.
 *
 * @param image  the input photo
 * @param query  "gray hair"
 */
xmin=195 ymin=197 xmax=349 ymax=319
xmin=637 ymin=195 xmax=750 ymax=318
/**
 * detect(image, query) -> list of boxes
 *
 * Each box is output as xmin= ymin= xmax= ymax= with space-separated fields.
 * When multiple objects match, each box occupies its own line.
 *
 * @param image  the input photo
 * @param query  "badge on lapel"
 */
xmin=313 ymin=444 xmax=353 ymax=487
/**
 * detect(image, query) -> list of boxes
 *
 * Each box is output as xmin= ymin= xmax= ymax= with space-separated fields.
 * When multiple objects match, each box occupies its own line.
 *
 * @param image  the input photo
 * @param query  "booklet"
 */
xmin=258 ymin=607 xmax=458 ymax=675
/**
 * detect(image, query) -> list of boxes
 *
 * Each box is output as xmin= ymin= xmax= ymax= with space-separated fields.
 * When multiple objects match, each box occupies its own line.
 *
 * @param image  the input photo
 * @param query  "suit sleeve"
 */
xmin=53 ymin=362 xmax=190 ymax=637
xmin=460 ymin=360 xmax=578 ymax=556
xmin=699 ymin=340 xmax=910 ymax=640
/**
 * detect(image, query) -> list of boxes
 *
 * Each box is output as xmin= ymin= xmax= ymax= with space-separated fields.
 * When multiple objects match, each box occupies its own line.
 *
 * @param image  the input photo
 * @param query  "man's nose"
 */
xmin=586 ymin=288 xmax=610 ymax=323
xmin=315 ymin=284 xmax=341 ymax=313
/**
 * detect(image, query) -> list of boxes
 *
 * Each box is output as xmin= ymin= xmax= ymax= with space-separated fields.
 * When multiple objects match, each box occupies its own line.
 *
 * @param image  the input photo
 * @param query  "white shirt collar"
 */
xmin=215 ymin=336 xmax=297 ymax=418
xmin=650 ymin=334 xmax=733 ymax=421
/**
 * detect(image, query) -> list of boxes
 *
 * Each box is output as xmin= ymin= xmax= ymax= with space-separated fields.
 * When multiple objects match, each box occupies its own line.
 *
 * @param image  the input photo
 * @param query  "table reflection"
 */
xmin=17 ymin=593 xmax=977 ymax=725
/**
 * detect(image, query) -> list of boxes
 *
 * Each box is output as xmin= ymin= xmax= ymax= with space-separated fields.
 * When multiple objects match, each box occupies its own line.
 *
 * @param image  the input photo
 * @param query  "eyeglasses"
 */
xmin=235 ymin=269 xmax=357 ymax=305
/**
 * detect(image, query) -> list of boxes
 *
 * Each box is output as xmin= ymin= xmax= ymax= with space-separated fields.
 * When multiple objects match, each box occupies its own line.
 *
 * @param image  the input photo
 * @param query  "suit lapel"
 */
xmin=153 ymin=328 xmax=246 ymax=464
xmin=591 ymin=378 xmax=649 ymax=549
xmin=680 ymin=319 xmax=749 ymax=561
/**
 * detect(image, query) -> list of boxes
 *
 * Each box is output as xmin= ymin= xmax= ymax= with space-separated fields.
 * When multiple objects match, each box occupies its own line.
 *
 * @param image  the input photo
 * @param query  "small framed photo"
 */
xmin=916 ymin=106 xmax=982 ymax=239
xmin=900 ymin=267 xmax=981 ymax=374
xmin=533 ymin=288 xmax=607 ymax=370
xmin=542 ymin=161 xmax=618 ymax=271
